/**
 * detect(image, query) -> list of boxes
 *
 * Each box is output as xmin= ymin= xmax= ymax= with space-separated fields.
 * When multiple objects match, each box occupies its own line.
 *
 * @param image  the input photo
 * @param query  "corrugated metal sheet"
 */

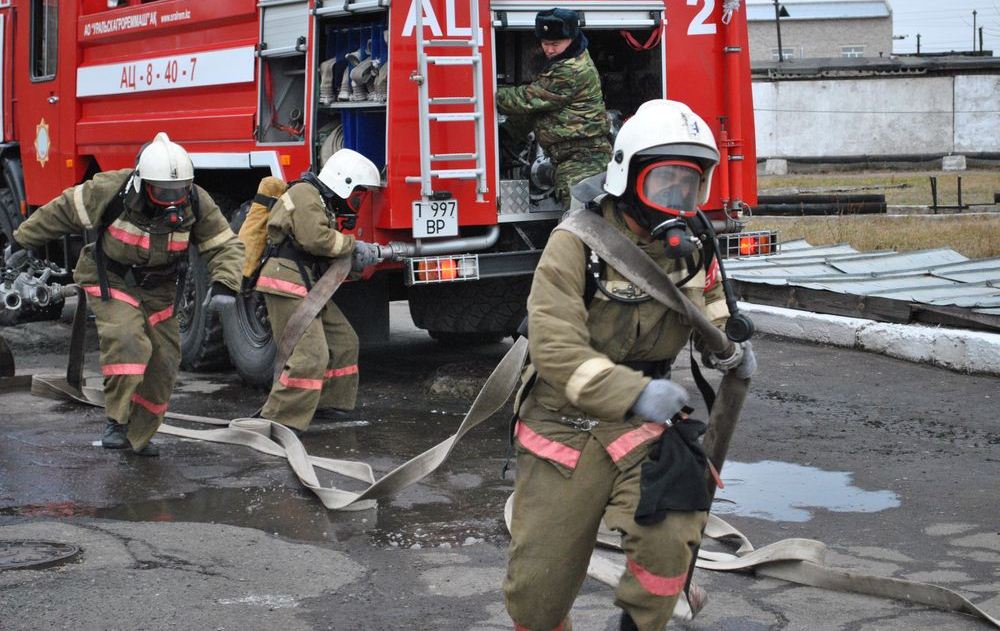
xmin=746 ymin=1 xmax=890 ymax=21
xmin=727 ymin=240 xmax=1000 ymax=317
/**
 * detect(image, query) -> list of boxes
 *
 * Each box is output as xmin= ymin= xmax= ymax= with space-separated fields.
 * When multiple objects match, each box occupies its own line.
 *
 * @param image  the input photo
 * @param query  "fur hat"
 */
xmin=534 ymin=8 xmax=580 ymax=41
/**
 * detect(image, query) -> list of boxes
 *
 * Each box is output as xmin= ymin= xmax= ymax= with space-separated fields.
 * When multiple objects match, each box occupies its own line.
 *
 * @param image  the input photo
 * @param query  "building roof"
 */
xmin=746 ymin=1 xmax=891 ymax=22
xmin=727 ymin=240 xmax=1000 ymax=331
xmin=751 ymin=53 xmax=1000 ymax=79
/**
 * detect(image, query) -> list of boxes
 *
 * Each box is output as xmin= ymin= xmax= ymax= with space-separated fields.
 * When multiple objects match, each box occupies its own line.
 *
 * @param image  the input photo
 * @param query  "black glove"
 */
xmin=204 ymin=282 xmax=237 ymax=313
xmin=351 ymin=241 xmax=381 ymax=272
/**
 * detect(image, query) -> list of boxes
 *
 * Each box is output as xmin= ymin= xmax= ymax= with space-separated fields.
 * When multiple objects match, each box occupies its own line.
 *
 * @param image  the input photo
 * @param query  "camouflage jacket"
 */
xmin=496 ymin=49 xmax=609 ymax=153
xmin=13 ymin=169 xmax=243 ymax=292
xmin=255 ymin=182 xmax=356 ymax=299
xmin=513 ymin=197 xmax=730 ymax=475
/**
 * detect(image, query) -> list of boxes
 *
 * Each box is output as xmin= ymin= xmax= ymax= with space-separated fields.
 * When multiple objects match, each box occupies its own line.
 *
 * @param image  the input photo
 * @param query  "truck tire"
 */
xmin=408 ymin=277 xmax=530 ymax=344
xmin=220 ymin=200 xmax=275 ymax=388
xmin=0 ymin=156 xmax=26 ymax=252
xmin=222 ymin=286 xmax=275 ymax=389
xmin=178 ymin=248 xmax=230 ymax=371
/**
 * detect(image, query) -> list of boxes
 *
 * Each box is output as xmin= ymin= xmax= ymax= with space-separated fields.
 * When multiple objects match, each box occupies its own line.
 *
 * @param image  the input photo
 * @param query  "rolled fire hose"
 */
xmin=370 ymin=63 xmax=388 ymax=103
xmin=349 ymin=59 xmax=375 ymax=102
xmin=318 ymin=57 xmax=338 ymax=106
xmin=319 ymin=123 xmax=345 ymax=166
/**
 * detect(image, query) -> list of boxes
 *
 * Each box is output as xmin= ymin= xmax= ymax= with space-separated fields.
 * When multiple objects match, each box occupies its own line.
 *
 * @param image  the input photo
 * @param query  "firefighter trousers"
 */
xmin=503 ymin=433 xmax=707 ymax=631
xmin=86 ymin=282 xmax=180 ymax=450
xmin=261 ymin=293 xmax=359 ymax=430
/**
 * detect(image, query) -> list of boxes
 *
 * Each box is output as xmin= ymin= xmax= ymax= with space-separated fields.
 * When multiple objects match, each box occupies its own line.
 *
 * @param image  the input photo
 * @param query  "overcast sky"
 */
xmin=746 ymin=0 xmax=1000 ymax=55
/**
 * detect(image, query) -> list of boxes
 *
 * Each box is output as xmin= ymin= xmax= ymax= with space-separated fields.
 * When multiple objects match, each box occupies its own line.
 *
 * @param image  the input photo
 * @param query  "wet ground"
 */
xmin=0 ymin=302 xmax=998 ymax=630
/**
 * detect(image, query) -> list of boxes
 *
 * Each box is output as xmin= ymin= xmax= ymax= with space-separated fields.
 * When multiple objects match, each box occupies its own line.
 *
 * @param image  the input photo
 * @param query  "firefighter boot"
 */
xmin=101 ymin=419 xmax=128 ymax=449
xmin=132 ymin=442 xmax=160 ymax=457
xmin=312 ymin=407 xmax=349 ymax=422
xmin=619 ymin=611 xmax=638 ymax=631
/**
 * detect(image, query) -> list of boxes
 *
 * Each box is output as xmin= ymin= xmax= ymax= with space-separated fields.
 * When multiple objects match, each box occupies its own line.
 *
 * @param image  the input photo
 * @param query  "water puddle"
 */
xmin=714 ymin=460 xmax=900 ymax=522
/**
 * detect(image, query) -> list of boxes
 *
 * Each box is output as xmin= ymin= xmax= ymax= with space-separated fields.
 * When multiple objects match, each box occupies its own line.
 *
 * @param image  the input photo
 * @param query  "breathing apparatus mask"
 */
xmin=143 ymin=180 xmax=192 ymax=229
xmin=300 ymin=171 xmax=365 ymax=231
xmin=625 ymin=158 xmax=707 ymax=260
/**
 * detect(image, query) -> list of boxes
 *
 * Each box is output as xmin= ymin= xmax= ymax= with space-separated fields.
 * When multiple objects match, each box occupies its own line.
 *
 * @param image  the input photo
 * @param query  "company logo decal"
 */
xmin=35 ymin=119 xmax=50 ymax=168
xmin=83 ymin=11 xmax=158 ymax=38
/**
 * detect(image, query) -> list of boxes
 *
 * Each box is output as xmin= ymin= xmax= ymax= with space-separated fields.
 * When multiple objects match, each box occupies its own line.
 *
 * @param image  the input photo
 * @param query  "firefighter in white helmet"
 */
xmin=6 ymin=132 xmax=244 ymax=456
xmin=255 ymin=149 xmax=382 ymax=433
xmin=503 ymin=99 xmax=756 ymax=630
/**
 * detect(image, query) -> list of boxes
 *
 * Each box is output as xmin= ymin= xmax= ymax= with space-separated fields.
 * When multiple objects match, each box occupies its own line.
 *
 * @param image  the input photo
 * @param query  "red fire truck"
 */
xmin=0 ymin=0 xmax=766 ymax=386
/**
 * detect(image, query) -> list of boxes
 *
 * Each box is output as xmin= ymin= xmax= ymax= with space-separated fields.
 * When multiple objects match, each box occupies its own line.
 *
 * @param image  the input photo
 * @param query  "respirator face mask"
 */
xmin=144 ymin=181 xmax=192 ymax=229
xmin=633 ymin=160 xmax=703 ymax=257
xmin=325 ymin=186 xmax=368 ymax=231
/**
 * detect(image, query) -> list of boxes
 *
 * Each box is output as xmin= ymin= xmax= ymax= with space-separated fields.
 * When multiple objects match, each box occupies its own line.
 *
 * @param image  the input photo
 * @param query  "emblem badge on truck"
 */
xmin=35 ymin=119 xmax=51 ymax=168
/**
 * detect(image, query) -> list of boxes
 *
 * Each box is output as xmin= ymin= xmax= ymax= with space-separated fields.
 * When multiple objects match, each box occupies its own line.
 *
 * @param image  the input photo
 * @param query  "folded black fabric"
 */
xmin=634 ymin=419 xmax=711 ymax=525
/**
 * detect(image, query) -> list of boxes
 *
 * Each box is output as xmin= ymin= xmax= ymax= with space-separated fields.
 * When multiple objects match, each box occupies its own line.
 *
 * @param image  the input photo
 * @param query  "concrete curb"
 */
xmin=739 ymin=302 xmax=1000 ymax=376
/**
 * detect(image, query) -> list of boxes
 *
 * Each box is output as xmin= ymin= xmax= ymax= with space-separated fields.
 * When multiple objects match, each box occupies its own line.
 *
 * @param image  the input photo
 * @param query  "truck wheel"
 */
xmin=178 ymin=248 xmax=231 ymax=371
xmin=0 ymin=188 xmax=21 ymax=249
xmin=222 ymin=287 xmax=275 ymax=389
xmin=427 ymin=330 xmax=504 ymax=345
xmin=408 ymin=277 xmax=530 ymax=344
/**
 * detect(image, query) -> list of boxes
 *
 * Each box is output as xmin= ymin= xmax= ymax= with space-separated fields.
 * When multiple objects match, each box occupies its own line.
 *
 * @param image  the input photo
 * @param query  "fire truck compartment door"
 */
xmin=260 ymin=0 xmax=309 ymax=57
xmin=491 ymin=0 xmax=662 ymax=29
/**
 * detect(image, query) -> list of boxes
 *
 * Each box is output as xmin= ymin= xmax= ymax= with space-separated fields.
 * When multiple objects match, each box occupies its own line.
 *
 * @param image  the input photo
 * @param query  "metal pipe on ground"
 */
xmin=758 ymin=194 xmax=886 ymax=205
xmin=753 ymin=202 xmax=887 ymax=216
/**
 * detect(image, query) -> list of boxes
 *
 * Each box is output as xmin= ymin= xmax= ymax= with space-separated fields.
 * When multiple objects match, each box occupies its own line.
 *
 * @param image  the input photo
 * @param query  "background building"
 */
xmin=747 ymin=0 xmax=893 ymax=61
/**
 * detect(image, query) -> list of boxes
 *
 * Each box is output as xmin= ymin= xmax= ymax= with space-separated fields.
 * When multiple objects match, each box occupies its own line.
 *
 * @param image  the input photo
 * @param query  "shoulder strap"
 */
xmin=93 ymin=179 xmax=132 ymax=301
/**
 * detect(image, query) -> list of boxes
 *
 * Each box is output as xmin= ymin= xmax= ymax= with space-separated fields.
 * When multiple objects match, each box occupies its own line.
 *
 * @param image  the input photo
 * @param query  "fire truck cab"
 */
xmin=0 ymin=0 xmax=762 ymax=386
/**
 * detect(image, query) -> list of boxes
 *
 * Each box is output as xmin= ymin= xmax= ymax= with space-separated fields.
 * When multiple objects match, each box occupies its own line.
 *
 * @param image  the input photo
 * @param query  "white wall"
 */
xmin=753 ymin=74 xmax=1000 ymax=158
xmin=954 ymin=75 xmax=1000 ymax=153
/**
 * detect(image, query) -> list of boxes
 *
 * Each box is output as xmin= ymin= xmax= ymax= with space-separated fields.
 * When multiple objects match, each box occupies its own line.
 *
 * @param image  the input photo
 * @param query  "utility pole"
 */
xmin=972 ymin=10 xmax=977 ymax=52
xmin=917 ymin=33 xmax=921 ymax=55
xmin=773 ymin=0 xmax=784 ymax=62
xmin=979 ymin=27 xmax=984 ymax=53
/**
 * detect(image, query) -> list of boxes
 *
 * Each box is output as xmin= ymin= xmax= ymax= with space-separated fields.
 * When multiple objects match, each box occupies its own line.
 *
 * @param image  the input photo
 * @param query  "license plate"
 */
xmin=412 ymin=200 xmax=458 ymax=238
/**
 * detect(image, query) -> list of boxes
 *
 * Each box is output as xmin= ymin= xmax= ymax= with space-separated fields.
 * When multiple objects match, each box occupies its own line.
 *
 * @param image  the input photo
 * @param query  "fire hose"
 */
xmin=0 ymin=228 xmax=996 ymax=627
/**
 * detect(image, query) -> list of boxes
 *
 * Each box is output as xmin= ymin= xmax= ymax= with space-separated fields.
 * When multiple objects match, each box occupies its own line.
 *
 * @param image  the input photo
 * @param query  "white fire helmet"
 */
xmin=603 ymin=99 xmax=720 ymax=206
xmin=131 ymin=132 xmax=195 ymax=207
xmin=318 ymin=148 xmax=381 ymax=199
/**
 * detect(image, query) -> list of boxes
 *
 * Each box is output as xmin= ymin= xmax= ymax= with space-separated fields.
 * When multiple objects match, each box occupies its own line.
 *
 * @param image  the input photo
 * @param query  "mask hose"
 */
xmin=694 ymin=209 xmax=755 ymax=343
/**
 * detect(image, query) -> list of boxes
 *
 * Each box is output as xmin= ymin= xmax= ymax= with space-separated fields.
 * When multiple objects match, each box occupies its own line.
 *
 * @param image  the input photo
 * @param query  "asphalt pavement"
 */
xmin=0 ymin=302 xmax=998 ymax=630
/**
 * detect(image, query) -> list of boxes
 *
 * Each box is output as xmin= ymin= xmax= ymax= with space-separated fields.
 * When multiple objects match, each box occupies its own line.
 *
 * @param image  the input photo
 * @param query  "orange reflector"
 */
xmin=439 ymin=259 xmax=457 ymax=280
xmin=65 ymin=159 xmax=74 ymax=168
xmin=416 ymin=261 xmax=438 ymax=282
xmin=280 ymin=154 xmax=292 ymax=166
xmin=739 ymin=236 xmax=759 ymax=256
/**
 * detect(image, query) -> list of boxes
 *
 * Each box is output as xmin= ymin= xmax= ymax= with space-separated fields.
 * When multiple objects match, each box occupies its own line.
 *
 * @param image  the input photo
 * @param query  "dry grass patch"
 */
xmin=758 ymin=170 xmax=1000 ymax=207
xmin=748 ymin=215 xmax=1000 ymax=259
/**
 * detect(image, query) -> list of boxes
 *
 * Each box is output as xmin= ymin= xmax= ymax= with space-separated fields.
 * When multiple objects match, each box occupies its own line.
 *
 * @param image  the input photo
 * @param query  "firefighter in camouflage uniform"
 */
xmin=502 ymin=101 xmax=758 ymax=630
xmin=255 ymin=149 xmax=382 ymax=434
xmin=496 ymin=8 xmax=612 ymax=209
xmin=5 ymin=133 xmax=244 ymax=456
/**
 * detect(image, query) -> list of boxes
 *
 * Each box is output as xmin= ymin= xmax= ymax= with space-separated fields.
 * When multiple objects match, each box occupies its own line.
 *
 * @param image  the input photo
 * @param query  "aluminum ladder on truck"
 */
xmin=406 ymin=0 xmax=488 ymax=202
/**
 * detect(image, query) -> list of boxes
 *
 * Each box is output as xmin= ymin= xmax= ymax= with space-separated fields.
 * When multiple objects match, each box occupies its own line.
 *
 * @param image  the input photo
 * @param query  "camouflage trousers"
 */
xmin=504 ymin=433 xmax=707 ymax=630
xmin=261 ymin=294 xmax=359 ymax=430
xmin=87 ymin=280 xmax=180 ymax=450
xmin=548 ymin=137 xmax=613 ymax=209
